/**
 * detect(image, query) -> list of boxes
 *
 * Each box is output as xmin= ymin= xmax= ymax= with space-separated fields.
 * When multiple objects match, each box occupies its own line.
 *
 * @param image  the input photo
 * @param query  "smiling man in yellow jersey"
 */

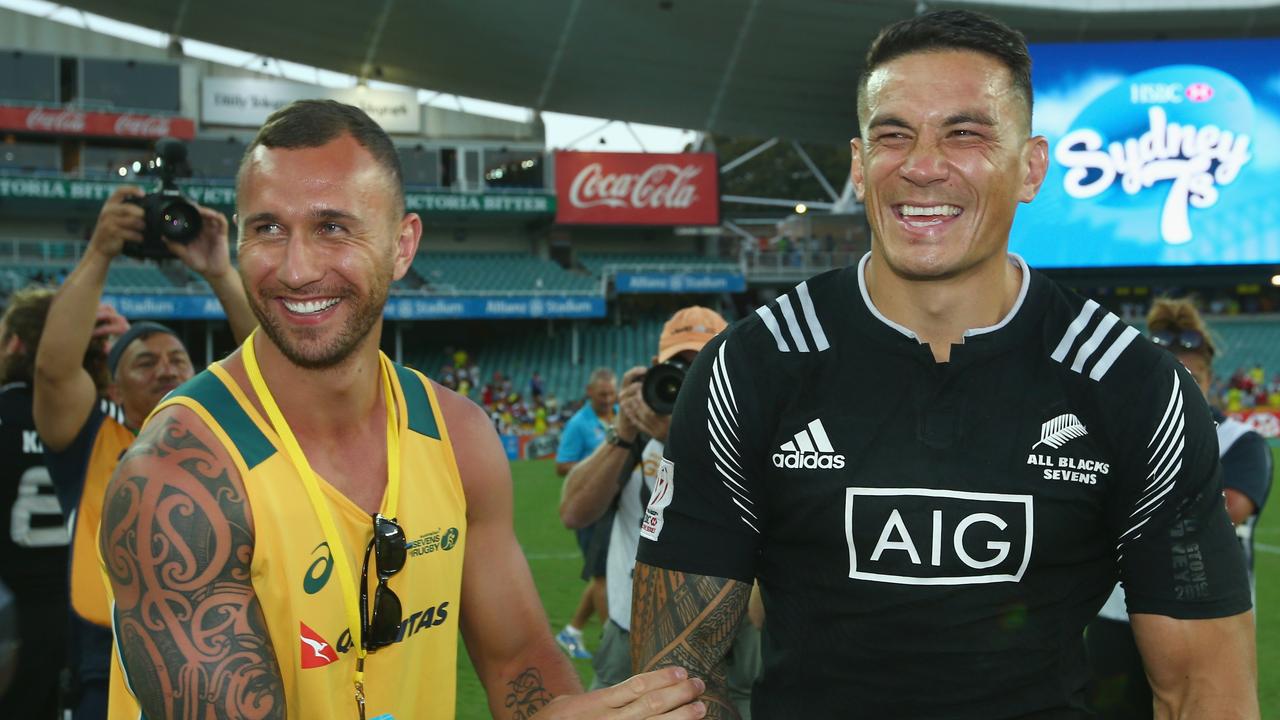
xmin=99 ymin=100 xmax=707 ymax=720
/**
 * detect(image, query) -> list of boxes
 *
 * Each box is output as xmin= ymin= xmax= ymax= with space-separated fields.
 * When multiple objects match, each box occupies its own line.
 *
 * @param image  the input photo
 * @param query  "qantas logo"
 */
xmin=299 ymin=622 xmax=338 ymax=669
xmin=772 ymin=419 xmax=845 ymax=469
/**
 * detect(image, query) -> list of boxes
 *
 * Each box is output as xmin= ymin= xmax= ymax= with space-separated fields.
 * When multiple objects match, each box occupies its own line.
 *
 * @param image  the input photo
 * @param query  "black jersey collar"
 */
xmin=853 ymin=252 xmax=1038 ymax=357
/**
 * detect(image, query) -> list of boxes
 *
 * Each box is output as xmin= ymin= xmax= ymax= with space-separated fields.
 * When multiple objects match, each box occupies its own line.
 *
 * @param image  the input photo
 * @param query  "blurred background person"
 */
xmin=1087 ymin=297 xmax=1272 ymax=720
xmin=0 ymin=289 xmax=123 ymax=717
xmin=553 ymin=367 xmax=618 ymax=659
xmin=559 ymin=306 xmax=763 ymax=716
xmin=33 ymin=187 xmax=254 ymax=719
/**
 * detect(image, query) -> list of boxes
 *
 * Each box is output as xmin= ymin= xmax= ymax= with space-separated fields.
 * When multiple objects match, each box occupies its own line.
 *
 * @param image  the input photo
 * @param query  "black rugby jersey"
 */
xmin=0 ymin=382 xmax=70 ymax=592
xmin=636 ymin=255 xmax=1250 ymax=720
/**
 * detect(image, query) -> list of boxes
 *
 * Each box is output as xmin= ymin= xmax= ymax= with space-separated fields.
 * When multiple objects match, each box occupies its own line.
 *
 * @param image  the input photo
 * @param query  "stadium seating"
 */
xmin=410 ymin=252 xmax=598 ymax=294
xmin=105 ymin=263 xmax=178 ymax=289
xmin=1213 ymin=319 xmax=1280 ymax=381
xmin=409 ymin=314 xmax=669 ymax=403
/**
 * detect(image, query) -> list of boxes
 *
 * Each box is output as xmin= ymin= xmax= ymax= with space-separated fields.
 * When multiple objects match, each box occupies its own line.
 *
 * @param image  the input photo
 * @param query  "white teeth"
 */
xmin=283 ymin=298 xmax=339 ymax=314
xmin=900 ymin=204 xmax=962 ymax=217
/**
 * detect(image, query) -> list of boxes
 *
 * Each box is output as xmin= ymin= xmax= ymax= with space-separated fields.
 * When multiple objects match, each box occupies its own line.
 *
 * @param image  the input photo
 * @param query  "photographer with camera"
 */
xmin=559 ymin=307 xmax=762 ymax=713
xmin=33 ymin=183 xmax=254 ymax=719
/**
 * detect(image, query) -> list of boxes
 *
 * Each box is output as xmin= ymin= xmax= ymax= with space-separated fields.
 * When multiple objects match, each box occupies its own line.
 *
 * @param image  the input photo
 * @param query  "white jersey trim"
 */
xmin=854 ymin=253 xmax=1031 ymax=341
xmin=753 ymin=281 xmax=831 ymax=353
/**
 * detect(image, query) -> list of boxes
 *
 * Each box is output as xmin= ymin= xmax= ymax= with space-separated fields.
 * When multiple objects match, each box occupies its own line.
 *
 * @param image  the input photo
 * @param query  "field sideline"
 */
xmin=453 ymin=455 xmax=1280 ymax=718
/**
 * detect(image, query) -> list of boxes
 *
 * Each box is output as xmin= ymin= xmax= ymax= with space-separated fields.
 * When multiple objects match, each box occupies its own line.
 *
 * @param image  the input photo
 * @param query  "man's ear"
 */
xmin=1019 ymin=136 xmax=1049 ymax=204
xmin=392 ymin=212 xmax=423 ymax=281
xmin=850 ymin=138 xmax=867 ymax=201
xmin=3 ymin=334 xmax=25 ymax=358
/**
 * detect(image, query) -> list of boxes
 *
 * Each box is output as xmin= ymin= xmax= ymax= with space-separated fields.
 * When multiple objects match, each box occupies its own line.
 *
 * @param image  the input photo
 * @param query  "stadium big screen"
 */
xmin=1011 ymin=38 xmax=1280 ymax=269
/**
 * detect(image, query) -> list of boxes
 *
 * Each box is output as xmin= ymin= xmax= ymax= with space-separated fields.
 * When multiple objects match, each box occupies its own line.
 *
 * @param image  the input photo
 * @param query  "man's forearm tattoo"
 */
xmin=503 ymin=666 xmax=554 ymax=720
xmin=632 ymin=562 xmax=750 ymax=719
xmin=101 ymin=416 xmax=284 ymax=720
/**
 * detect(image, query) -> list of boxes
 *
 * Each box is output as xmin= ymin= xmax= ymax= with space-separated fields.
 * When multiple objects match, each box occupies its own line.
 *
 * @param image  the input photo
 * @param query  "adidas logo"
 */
xmin=773 ymin=419 xmax=846 ymax=469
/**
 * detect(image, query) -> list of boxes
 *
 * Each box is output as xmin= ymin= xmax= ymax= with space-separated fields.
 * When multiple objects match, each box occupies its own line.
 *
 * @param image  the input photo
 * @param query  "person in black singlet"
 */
xmin=631 ymin=10 xmax=1257 ymax=719
xmin=0 ymin=288 xmax=119 ymax=718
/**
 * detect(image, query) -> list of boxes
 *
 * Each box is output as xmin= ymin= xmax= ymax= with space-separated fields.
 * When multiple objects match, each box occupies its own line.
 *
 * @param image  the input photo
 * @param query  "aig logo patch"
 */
xmin=845 ymin=488 xmax=1033 ymax=586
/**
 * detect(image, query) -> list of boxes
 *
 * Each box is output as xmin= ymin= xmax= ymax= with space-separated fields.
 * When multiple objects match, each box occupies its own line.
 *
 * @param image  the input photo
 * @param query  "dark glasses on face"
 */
xmin=1150 ymin=329 xmax=1213 ymax=356
xmin=360 ymin=514 xmax=406 ymax=651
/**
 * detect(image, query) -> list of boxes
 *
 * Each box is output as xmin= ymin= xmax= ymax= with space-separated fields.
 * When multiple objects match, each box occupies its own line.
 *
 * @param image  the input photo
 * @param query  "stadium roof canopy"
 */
xmin=53 ymin=0 xmax=1280 ymax=143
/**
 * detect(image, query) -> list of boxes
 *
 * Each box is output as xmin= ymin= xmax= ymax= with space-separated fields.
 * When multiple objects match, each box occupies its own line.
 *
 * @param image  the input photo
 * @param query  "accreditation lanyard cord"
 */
xmin=242 ymin=329 xmax=402 ymax=719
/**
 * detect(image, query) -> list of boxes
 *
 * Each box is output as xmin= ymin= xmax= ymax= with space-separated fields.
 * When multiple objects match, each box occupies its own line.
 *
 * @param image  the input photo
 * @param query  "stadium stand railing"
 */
xmin=579 ymin=253 xmax=742 ymax=276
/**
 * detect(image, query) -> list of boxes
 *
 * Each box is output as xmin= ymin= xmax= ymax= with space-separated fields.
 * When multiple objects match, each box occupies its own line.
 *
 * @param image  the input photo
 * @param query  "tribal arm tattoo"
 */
xmin=100 ymin=413 xmax=285 ymax=720
xmin=631 ymin=561 xmax=751 ymax=719
xmin=502 ymin=666 xmax=554 ymax=720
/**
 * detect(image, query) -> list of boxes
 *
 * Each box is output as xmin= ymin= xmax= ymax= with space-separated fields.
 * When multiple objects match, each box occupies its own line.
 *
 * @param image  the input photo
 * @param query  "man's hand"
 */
xmin=618 ymin=367 xmax=672 ymax=443
xmin=165 ymin=203 xmax=234 ymax=280
xmin=87 ymin=186 xmax=145 ymax=258
xmin=539 ymin=667 xmax=707 ymax=719
xmin=93 ymin=302 xmax=130 ymax=341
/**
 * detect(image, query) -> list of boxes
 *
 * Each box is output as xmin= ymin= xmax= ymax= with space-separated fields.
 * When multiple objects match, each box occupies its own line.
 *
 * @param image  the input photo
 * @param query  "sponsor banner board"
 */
xmin=1014 ymin=39 xmax=1280 ymax=267
xmin=405 ymin=192 xmax=554 ymax=214
xmin=0 ymin=176 xmax=552 ymax=215
xmin=555 ymin=151 xmax=719 ymax=226
xmin=0 ymin=105 xmax=194 ymax=140
xmin=382 ymin=295 xmax=605 ymax=320
xmin=614 ymin=271 xmax=745 ymax=294
xmin=1227 ymin=409 xmax=1280 ymax=439
xmin=202 ymin=77 xmax=420 ymax=133
xmin=101 ymin=293 xmax=229 ymax=319
xmin=100 ymin=293 xmax=604 ymax=320
xmin=499 ymin=435 xmax=520 ymax=461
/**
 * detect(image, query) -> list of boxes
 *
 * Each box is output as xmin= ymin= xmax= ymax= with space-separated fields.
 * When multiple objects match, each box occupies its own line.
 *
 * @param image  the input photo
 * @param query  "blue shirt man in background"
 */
xmin=554 ymin=367 xmax=618 ymax=658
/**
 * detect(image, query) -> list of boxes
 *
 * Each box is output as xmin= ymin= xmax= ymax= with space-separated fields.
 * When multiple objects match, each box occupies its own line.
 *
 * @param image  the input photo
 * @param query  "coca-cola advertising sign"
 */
xmin=555 ymin=151 xmax=719 ymax=226
xmin=0 ymin=105 xmax=195 ymax=140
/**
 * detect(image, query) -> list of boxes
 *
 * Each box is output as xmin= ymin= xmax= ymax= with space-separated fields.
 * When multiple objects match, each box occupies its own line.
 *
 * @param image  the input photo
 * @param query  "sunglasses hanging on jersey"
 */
xmin=361 ymin=514 xmax=407 ymax=651
xmin=1150 ymin=329 xmax=1213 ymax=357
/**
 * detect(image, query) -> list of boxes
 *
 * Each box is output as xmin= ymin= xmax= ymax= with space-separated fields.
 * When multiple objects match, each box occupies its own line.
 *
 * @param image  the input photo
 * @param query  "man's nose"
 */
xmin=277 ymin=235 xmax=325 ymax=289
xmin=898 ymin=140 xmax=949 ymax=187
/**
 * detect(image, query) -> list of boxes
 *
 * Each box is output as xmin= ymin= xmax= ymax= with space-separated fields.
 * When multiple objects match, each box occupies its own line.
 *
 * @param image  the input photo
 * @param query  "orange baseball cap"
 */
xmin=658 ymin=306 xmax=729 ymax=363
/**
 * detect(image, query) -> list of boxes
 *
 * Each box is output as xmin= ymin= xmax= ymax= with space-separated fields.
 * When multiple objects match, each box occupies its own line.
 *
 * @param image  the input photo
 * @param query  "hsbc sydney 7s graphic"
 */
xmin=845 ymin=488 xmax=1034 ymax=586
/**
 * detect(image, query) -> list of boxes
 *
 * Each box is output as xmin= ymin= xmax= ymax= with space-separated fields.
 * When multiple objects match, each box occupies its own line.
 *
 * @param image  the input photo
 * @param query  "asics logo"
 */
xmin=772 ymin=419 xmax=845 ymax=469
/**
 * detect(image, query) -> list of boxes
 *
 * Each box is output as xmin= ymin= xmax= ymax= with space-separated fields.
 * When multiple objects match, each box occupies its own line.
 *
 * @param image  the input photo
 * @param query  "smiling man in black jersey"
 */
xmin=631 ymin=9 xmax=1258 ymax=719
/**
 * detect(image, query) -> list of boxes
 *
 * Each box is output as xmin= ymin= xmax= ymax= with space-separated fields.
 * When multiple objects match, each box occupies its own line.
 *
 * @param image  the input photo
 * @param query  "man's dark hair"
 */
xmin=238 ymin=99 xmax=405 ymax=215
xmin=858 ymin=9 xmax=1033 ymax=128
xmin=0 ymin=287 xmax=108 ymax=389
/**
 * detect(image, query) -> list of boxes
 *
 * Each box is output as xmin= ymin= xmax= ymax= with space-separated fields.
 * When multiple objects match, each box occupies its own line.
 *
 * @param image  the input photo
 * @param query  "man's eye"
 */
xmin=320 ymin=222 xmax=346 ymax=234
xmin=254 ymin=223 xmax=282 ymax=235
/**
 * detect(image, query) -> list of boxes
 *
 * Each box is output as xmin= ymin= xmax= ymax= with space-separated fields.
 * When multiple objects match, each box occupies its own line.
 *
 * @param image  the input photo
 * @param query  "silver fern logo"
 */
xmin=1033 ymin=414 xmax=1089 ymax=449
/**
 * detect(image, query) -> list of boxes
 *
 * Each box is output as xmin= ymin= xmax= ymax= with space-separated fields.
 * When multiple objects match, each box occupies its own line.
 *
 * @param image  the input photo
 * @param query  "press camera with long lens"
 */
xmin=641 ymin=356 xmax=691 ymax=416
xmin=122 ymin=138 xmax=202 ymax=261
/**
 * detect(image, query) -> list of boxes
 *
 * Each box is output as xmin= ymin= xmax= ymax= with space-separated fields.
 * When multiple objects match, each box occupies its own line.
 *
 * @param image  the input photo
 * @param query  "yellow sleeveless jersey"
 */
xmin=106 ymin=358 xmax=467 ymax=720
xmin=71 ymin=405 xmax=134 ymax=627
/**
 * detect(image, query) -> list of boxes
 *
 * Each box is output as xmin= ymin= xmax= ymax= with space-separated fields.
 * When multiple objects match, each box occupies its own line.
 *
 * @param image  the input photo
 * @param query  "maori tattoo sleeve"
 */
xmin=100 ymin=415 xmax=285 ymax=720
xmin=503 ymin=666 xmax=554 ymax=719
xmin=631 ymin=561 xmax=751 ymax=719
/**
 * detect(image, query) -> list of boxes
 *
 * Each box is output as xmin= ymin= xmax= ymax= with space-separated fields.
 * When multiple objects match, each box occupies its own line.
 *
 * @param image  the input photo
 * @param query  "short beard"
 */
xmin=248 ymin=282 xmax=388 ymax=371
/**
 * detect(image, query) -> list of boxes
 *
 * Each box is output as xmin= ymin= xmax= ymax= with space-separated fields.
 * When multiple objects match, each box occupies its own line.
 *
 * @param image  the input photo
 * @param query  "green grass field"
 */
xmin=454 ymin=455 xmax=1280 ymax=718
